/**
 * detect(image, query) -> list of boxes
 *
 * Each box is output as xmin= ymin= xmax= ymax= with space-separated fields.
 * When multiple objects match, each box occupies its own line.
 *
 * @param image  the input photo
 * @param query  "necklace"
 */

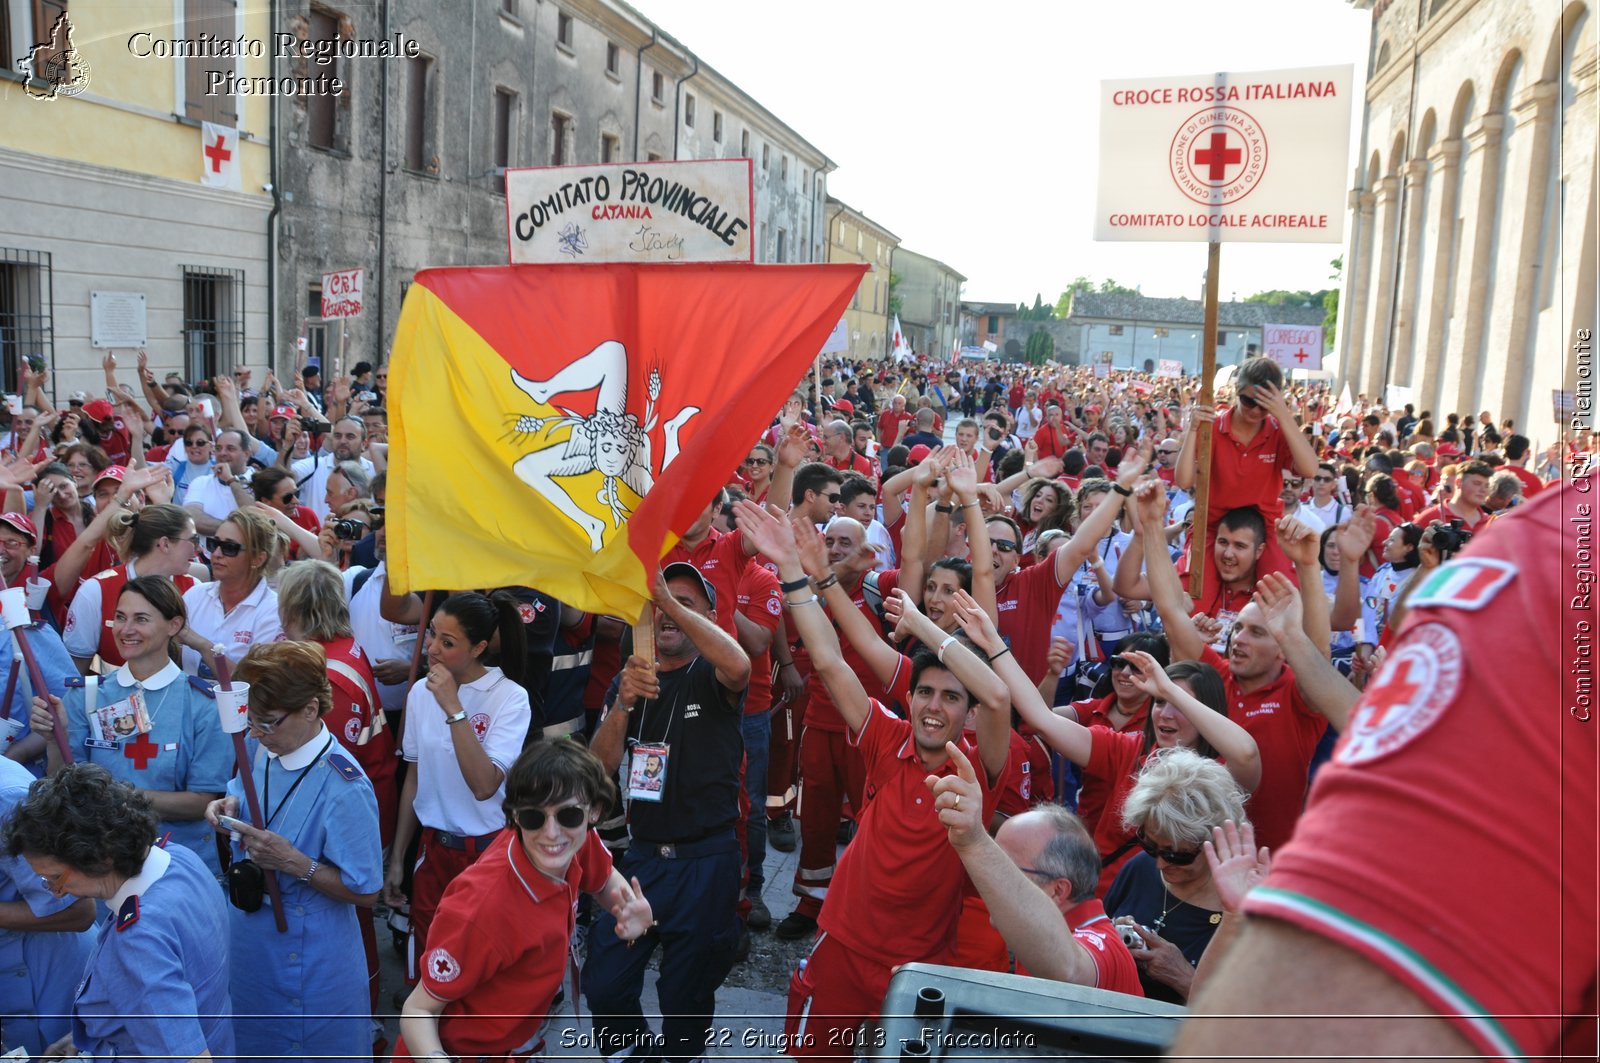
xmin=1152 ymin=879 xmax=1223 ymax=933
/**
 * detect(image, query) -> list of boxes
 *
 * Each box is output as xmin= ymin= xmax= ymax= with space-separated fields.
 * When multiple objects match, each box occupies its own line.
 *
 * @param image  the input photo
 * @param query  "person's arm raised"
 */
xmin=946 ymin=450 xmax=997 ymax=622
xmin=766 ymin=421 xmax=810 ymax=518
xmin=735 ymin=500 xmax=871 ymax=736
xmin=1330 ymin=507 xmax=1377 ymax=632
xmin=887 ymin=588 xmax=1009 ymax=785
xmin=796 ymin=517 xmax=900 ymax=690
xmin=1123 ymin=649 xmax=1260 ymax=792
xmin=1133 ymin=478 xmax=1206 ymax=661
xmin=949 ymin=592 xmax=1093 ymax=767
xmin=1255 ymin=573 xmax=1358 ymax=732
xmin=1277 ymin=516 xmax=1330 ymax=656
xmin=1251 ymin=382 xmax=1320 ymax=479
xmin=1053 ymin=440 xmax=1148 ymax=584
xmin=926 ymin=742 xmax=1100 ymax=986
xmin=1174 ymin=403 xmax=1214 ymax=493
xmin=652 ymin=570 xmax=749 ymax=694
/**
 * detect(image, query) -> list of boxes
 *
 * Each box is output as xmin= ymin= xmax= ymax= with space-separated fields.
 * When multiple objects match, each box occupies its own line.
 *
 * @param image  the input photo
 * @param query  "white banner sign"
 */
xmin=320 ymin=269 xmax=365 ymax=319
xmin=1385 ymin=384 xmax=1415 ymax=411
xmin=506 ymin=160 xmax=753 ymax=264
xmin=1262 ymin=322 xmax=1324 ymax=370
xmin=1096 ymin=64 xmax=1353 ymax=243
xmin=1156 ymin=358 xmax=1184 ymax=379
xmin=820 ymin=317 xmax=849 ymax=354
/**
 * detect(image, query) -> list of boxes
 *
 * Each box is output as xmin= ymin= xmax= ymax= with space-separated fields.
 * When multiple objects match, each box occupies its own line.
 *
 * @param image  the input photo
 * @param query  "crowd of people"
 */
xmin=0 ymin=346 xmax=1587 ymax=1062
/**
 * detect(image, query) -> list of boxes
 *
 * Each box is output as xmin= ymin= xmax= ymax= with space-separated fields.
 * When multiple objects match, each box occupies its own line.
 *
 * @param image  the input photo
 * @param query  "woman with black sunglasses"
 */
xmin=396 ymin=740 xmax=652 ymax=1063
xmin=1105 ymin=748 xmax=1250 ymax=1004
xmin=179 ymin=507 xmax=285 ymax=676
xmin=205 ymin=640 xmax=384 ymax=1063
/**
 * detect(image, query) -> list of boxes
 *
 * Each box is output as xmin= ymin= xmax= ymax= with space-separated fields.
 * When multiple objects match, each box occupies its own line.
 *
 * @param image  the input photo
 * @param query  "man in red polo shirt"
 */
xmin=928 ymin=753 xmax=1143 ymax=996
xmin=734 ymin=502 xmax=1009 ymax=1059
xmin=1176 ymin=357 xmax=1319 ymax=602
xmin=1135 ymin=480 xmax=1336 ymax=852
xmin=1500 ymin=434 xmax=1545 ymax=497
xmin=820 ymin=418 xmax=875 ymax=486
xmin=875 ymin=394 xmax=912 ymax=451
xmin=1414 ymin=459 xmax=1496 ymax=535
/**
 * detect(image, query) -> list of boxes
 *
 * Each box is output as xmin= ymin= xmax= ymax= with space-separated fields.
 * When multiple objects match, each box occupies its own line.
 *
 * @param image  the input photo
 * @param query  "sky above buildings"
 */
xmin=636 ymin=0 xmax=1373 ymax=306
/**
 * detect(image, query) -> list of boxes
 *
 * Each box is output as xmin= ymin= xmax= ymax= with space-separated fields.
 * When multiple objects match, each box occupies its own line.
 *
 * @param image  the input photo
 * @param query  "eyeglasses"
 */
xmin=991 ymin=539 xmax=1018 ymax=553
xmin=206 ymin=537 xmax=245 ymax=557
xmin=1239 ymin=394 xmax=1260 ymax=409
xmin=277 ymin=491 xmax=298 ymax=504
xmin=824 ymin=492 xmax=841 ymax=504
xmin=1312 ymin=475 xmax=1335 ymax=482
xmin=246 ymin=712 xmax=291 ymax=735
xmin=743 ymin=457 xmax=772 ymax=467
xmin=37 ymin=867 xmax=70 ymax=893
xmin=1135 ymin=828 xmax=1201 ymax=866
xmin=513 ymin=805 xmax=588 ymax=831
xmin=171 ymin=534 xmax=199 ymax=549
xmin=185 ymin=439 xmax=212 ymax=448
xmin=1016 ymin=866 xmax=1059 ymax=882
xmin=1156 ymin=449 xmax=1178 ymax=456
xmin=1107 ymin=656 xmax=1136 ymax=673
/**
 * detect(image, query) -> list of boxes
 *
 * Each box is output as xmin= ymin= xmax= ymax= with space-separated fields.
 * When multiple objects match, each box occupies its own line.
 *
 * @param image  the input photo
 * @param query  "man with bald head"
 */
xmin=876 ymin=394 xmax=912 ymax=451
xmin=901 ymin=408 xmax=943 ymax=451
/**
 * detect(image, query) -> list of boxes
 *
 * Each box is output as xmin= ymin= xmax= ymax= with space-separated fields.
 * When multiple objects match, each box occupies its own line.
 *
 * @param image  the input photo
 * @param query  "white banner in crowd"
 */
xmin=1096 ymin=64 xmax=1353 ymax=243
xmin=1156 ymin=358 xmax=1184 ymax=378
xmin=1263 ymin=322 xmax=1324 ymax=370
xmin=505 ymin=159 xmax=753 ymax=264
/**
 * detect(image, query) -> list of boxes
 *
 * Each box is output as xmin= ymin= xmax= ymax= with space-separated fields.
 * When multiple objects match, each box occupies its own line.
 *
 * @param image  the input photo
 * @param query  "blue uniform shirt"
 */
xmin=0 ymin=622 xmax=79 ymax=777
xmin=73 ymin=844 xmax=234 ymax=1062
xmin=63 ymin=662 xmax=231 ymax=877
xmin=0 ymin=757 xmax=94 ymax=1055
xmin=225 ymin=727 xmax=382 ymax=1063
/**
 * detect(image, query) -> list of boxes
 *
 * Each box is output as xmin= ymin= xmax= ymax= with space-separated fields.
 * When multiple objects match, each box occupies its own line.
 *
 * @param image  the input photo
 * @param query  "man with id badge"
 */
xmin=588 ymin=562 xmax=751 ymax=1063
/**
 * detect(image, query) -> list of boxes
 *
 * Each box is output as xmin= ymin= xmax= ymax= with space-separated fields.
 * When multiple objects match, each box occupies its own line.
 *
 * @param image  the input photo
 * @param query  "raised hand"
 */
xmin=923 ymin=741 xmax=985 ymax=851
xmin=792 ymin=520 xmax=831 ymax=579
xmin=1118 ymin=649 xmax=1169 ymax=699
xmin=1190 ymin=610 xmax=1225 ymax=646
xmin=1203 ymin=818 xmax=1271 ymax=913
xmin=1334 ymin=504 xmax=1378 ymax=561
xmin=776 ymin=422 xmax=811 ymax=469
xmin=731 ymin=499 xmax=794 ymax=565
xmin=608 ymin=876 xmax=654 ymax=940
xmin=1275 ymin=515 xmax=1319 ymax=569
xmin=949 ymin=589 xmax=1004 ymax=657
xmin=1253 ymin=572 xmax=1304 ymax=646
xmin=1133 ymin=478 xmax=1167 ymax=531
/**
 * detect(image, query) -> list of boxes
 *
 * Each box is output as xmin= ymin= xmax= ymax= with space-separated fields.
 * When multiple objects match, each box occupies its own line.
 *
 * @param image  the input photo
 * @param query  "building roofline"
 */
xmin=824 ymin=196 xmax=901 ymax=243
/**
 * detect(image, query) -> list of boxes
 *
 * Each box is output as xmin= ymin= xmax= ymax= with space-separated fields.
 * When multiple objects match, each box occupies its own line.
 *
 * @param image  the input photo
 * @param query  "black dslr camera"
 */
xmin=1428 ymin=517 xmax=1473 ymax=560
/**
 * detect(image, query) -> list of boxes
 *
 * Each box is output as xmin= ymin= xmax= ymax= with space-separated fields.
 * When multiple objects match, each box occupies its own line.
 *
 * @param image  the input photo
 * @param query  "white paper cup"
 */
xmin=24 ymin=577 xmax=48 ymax=610
xmin=0 ymin=716 xmax=22 ymax=745
xmin=0 ymin=588 xmax=28 ymax=630
xmin=214 ymin=682 xmax=250 ymax=735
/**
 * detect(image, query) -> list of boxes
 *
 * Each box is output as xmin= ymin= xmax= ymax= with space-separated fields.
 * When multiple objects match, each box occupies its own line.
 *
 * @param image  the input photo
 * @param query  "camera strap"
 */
xmin=262 ymin=735 xmax=333 ymax=829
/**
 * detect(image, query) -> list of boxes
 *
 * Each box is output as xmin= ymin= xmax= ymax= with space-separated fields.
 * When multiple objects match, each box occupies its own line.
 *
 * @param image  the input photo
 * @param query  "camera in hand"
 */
xmin=331 ymin=518 xmax=367 ymax=541
xmin=1428 ymin=517 xmax=1473 ymax=560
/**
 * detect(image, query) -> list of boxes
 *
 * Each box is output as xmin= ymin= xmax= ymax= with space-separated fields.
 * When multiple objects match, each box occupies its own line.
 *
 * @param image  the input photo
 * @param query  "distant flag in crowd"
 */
xmin=388 ymin=263 xmax=864 ymax=619
xmin=891 ymin=314 xmax=913 ymax=362
xmin=199 ymin=122 xmax=240 ymax=191
xmin=1334 ymin=381 xmax=1355 ymax=420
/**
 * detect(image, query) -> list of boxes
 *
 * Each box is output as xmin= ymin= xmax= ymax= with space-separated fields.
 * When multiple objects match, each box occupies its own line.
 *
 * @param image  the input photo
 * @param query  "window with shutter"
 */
xmin=183 ymin=0 xmax=238 ymax=126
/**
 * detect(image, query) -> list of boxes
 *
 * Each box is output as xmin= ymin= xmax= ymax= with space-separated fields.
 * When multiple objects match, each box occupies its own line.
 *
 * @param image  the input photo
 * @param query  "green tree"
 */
xmin=1323 ymin=256 xmax=1342 ymax=347
xmin=887 ymin=270 xmax=903 ymax=318
xmin=1055 ymin=276 xmax=1134 ymax=317
xmin=1025 ymin=327 xmax=1054 ymax=365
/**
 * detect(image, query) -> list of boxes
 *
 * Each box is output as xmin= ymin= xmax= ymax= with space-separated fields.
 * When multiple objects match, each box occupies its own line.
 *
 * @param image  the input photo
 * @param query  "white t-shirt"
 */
xmin=344 ymin=562 xmax=417 ymax=712
xmin=865 ymin=518 xmax=897 ymax=572
xmin=401 ymin=666 xmax=531 ymax=837
xmin=290 ymin=453 xmax=376 ymax=520
xmin=1303 ymin=495 xmax=1348 ymax=530
xmin=180 ymin=578 xmax=284 ymax=674
xmin=1283 ymin=503 xmax=1327 ymax=535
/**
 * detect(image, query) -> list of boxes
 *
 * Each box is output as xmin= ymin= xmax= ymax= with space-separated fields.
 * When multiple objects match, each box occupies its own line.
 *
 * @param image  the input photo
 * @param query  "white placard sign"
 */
xmin=506 ymin=159 xmax=754 ymax=264
xmin=1096 ymin=64 xmax=1353 ymax=243
xmin=1263 ymin=323 xmax=1325 ymax=370
xmin=820 ymin=317 xmax=849 ymax=354
xmin=1156 ymin=358 xmax=1184 ymax=379
xmin=320 ymin=269 xmax=365 ymax=319
xmin=90 ymin=291 xmax=147 ymax=348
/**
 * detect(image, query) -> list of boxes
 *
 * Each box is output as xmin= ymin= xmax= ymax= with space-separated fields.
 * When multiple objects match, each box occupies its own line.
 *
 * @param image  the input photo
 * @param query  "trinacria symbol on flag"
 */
xmin=506 ymin=340 xmax=699 ymax=552
xmin=1169 ymin=107 xmax=1268 ymax=206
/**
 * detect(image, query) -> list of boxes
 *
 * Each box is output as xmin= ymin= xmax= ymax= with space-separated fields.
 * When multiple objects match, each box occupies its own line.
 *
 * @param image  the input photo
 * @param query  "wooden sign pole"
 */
xmin=1187 ymin=240 xmax=1221 ymax=600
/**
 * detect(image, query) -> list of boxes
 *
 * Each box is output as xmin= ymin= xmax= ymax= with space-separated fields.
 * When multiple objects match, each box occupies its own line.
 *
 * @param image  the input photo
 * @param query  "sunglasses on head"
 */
xmin=1136 ymin=828 xmax=1200 ymax=866
xmin=206 ymin=537 xmax=245 ymax=557
xmin=513 ymin=805 xmax=588 ymax=831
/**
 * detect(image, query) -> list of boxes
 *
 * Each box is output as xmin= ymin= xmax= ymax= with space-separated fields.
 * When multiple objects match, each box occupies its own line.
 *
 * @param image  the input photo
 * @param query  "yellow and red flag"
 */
xmin=388 ymin=263 xmax=864 ymax=618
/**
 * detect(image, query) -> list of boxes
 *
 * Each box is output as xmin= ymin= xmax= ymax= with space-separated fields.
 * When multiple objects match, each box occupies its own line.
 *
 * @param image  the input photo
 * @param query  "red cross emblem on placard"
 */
xmin=123 ymin=733 xmax=159 ymax=769
xmin=1193 ymin=131 xmax=1241 ymax=181
xmin=1294 ymin=348 xmax=1309 ymax=363
xmin=204 ymin=133 xmax=232 ymax=174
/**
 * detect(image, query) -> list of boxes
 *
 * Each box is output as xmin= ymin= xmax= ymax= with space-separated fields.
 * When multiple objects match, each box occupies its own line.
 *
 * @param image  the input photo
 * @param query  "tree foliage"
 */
xmin=1024 ymin=327 xmax=1054 ymax=365
xmin=1015 ymin=293 xmax=1055 ymax=321
xmin=1054 ymin=276 xmax=1136 ymax=318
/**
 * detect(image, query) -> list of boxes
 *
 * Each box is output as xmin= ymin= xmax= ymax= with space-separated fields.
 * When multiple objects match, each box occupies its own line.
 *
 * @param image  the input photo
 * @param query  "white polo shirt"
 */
xmin=400 ymin=666 xmax=530 ymax=837
xmin=184 ymin=472 xmax=248 ymax=527
xmin=180 ymin=578 xmax=284 ymax=674
xmin=343 ymin=561 xmax=417 ymax=712
xmin=291 ymin=452 xmax=376 ymax=520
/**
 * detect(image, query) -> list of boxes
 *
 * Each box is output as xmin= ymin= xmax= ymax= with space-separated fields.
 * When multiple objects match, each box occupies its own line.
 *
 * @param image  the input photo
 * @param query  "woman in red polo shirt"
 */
xmin=396 ymin=740 xmax=652 ymax=1063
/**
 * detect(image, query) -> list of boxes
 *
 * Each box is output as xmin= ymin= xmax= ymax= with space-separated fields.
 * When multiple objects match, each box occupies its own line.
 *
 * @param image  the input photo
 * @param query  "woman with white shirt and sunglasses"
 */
xmin=179 ymin=507 xmax=285 ymax=677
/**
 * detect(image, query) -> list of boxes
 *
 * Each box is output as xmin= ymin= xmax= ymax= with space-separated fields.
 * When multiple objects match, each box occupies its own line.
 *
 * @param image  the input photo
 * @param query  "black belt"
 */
xmin=426 ymin=827 xmax=501 ymax=854
xmin=631 ymin=830 xmax=737 ymax=860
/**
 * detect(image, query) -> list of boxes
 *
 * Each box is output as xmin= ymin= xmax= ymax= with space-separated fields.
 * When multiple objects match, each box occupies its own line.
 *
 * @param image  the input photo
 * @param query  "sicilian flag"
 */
xmin=389 ymin=263 xmax=865 ymax=618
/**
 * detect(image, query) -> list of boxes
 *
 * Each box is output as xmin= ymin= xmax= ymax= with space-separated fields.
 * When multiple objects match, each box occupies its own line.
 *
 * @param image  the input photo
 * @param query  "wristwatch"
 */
xmin=444 ymin=709 xmax=468 ymax=726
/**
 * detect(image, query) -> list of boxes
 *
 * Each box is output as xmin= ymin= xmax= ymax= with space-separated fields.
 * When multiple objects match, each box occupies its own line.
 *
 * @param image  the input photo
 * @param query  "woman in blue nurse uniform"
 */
xmin=0 ymin=756 xmax=94 ymax=1055
xmin=3 ymin=762 xmax=233 ymax=1062
xmin=206 ymin=640 xmax=381 ymax=1063
xmin=30 ymin=576 xmax=230 ymax=878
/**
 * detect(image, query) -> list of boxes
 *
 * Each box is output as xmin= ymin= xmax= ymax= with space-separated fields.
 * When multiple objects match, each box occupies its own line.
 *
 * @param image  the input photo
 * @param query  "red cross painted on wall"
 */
xmin=1193 ymin=131 xmax=1241 ymax=181
xmin=123 ymin=733 xmax=160 ymax=770
xmin=204 ymin=134 xmax=232 ymax=174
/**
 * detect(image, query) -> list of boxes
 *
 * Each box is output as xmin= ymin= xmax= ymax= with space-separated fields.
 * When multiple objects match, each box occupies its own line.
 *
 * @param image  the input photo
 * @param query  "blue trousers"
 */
xmin=741 ymin=708 xmax=772 ymax=893
xmin=585 ymin=837 xmax=740 ymax=1062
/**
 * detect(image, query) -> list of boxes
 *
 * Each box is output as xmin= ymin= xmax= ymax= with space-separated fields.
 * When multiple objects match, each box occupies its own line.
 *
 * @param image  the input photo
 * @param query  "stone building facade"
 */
xmin=823 ymin=197 xmax=898 ymax=361
xmin=1064 ymin=293 xmax=1326 ymax=378
xmin=892 ymin=247 xmax=964 ymax=359
xmin=279 ymin=0 xmax=835 ymax=371
xmin=1337 ymin=0 xmax=1595 ymax=441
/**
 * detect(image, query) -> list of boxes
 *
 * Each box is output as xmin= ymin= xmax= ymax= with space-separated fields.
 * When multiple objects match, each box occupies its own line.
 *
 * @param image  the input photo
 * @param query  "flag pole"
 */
xmin=1187 ymin=240 xmax=1221 ymax=600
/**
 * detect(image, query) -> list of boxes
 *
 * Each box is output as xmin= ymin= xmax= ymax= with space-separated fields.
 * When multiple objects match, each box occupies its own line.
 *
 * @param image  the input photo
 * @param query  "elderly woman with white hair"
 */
xmin=1104 ymin=747 xmax=1249 ymax=1004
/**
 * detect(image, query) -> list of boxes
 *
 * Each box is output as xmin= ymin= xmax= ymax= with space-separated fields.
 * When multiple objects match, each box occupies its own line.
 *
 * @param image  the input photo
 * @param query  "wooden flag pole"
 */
xmin=632 ymin=605 xmax=656 ymax=671
xmin=1187 ymin=240 xmax=1222 ymax=600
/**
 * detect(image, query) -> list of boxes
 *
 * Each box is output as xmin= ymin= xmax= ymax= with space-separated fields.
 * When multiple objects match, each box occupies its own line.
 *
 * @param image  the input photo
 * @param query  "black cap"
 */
xmin=661 ymin=562 xmax=716 ymax=610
